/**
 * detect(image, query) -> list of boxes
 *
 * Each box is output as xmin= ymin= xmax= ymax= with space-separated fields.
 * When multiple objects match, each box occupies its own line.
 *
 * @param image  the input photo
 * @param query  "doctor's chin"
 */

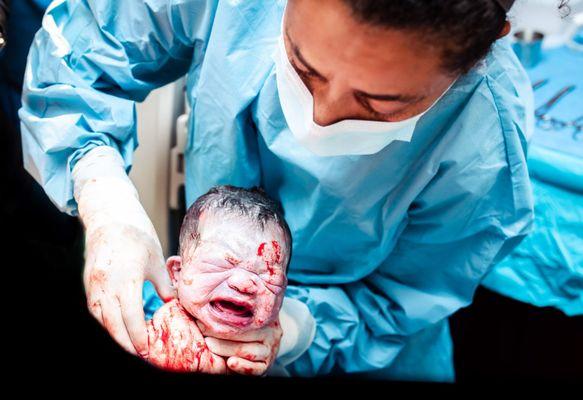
xmin=2 ymin=0 xmax=581 ymax=387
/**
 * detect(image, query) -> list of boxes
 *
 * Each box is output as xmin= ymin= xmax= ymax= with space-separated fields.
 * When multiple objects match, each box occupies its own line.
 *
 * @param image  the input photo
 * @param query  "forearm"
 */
xmin=72 ymin=146 xmax=173 ymax=355
xmin=276 ymin=297 xmax=317 ymax=367
xmin=283 ymin=284 xmax=406 ymax=376
xmin=72 ymin=146 xmax=156 ymax=238
xmin=19 ymin=0 xmax=204 ymax=214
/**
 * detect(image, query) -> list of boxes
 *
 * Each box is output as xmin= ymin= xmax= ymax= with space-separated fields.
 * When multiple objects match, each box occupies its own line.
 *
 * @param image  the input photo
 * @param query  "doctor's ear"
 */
xmin=166 ymin=256 xmax=182 ymax=284
xmin=498 ymin=21 xmax=511 ymax=38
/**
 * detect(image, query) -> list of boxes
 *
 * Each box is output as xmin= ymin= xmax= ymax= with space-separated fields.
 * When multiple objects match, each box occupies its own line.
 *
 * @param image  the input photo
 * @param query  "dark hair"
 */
xmin=341 ymin=0 xmax=570 ymax=74
xmin=179 ymin=185 xmax=293 ymax=268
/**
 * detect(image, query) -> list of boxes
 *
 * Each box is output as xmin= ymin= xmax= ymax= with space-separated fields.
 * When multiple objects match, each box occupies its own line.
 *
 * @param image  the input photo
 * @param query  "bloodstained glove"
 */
xmin=147 ymin=300 xmax=227 ymax=373
xmin=73 ymin=146 xmax=176 ymax=357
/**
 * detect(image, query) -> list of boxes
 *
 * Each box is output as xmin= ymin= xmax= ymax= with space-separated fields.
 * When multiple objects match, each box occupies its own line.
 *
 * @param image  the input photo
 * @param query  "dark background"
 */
xmin=2 ymin=0 xmax=581 ymax=386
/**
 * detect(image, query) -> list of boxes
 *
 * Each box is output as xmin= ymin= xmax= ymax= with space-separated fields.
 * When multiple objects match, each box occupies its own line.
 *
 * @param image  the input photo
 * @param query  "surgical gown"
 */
xmin=20 ymin=0 xmax=534 ymax=381
xmin=482 ymin=44 xmax=583 ymax=316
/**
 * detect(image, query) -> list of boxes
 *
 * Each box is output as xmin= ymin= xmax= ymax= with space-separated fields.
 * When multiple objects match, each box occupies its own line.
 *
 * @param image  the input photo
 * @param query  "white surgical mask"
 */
xmin=274 ymin=33 xmax=449 ymax=157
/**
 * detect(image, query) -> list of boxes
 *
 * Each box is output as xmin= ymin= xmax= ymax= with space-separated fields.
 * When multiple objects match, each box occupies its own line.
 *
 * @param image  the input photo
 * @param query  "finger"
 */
xmin=201 ymin=325 xmax=271 ymax=342
xmin=100 ymin=297 xmax=137 ymax=355
xmin=227 ymin=356 xmax=268 ymax=376
xmin=206 ymin=338 xmax=270 ymax=361
xmin=226 ymin=326 xmax=277 ymax=342
xmin=87 ymin=296 xmax=103 ymax=325
xmin=203 ymin=352 xmax=228 ymax=375
xmin=149 ymin=265 xmax=176 ymax=302
xmin=119 ymin=290 xmax=149 ymax=357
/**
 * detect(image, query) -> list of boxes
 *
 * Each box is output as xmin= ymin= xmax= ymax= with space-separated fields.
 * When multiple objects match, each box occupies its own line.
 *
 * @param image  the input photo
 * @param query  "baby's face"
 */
xmin=167 ymin=211 xmax=288 ymax=337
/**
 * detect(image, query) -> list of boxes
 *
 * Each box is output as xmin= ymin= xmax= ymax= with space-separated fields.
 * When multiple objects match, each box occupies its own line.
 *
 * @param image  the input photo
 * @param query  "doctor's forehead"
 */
xmin=284 ymin=0 xmax=449 ymax=93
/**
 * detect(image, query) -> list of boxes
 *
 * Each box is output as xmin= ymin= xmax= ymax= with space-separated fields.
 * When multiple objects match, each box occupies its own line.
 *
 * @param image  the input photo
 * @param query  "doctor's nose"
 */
xmin=311 ymin=84 xmax=356 ymax=126
xmin=227 ymin=269 xmax=258 ymax=295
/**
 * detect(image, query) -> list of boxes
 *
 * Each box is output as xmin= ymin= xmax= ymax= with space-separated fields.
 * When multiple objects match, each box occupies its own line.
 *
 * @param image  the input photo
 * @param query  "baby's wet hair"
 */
xmin=178 ymin=185 xmax=292 ymax=268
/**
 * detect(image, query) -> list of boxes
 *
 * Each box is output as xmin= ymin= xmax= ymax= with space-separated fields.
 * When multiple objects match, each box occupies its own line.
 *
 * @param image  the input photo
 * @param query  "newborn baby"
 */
xmin=145 ymin=185 xmax=291 ymax=373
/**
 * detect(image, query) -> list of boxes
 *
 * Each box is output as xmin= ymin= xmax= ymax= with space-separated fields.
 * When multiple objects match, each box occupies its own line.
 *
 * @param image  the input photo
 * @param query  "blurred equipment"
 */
xmin=566 ymin=11 xmax=583 ymax=51
xmin=531 ymin=78 xmax=549 ymax=90
xmin=571 ymin=115 xmax=583 ymax=140
xmin=513 ymin=30 xmax=545 ymax=68
xmin=452 ymin=1 xmax=583 ymax=382
xmin=535 ymin=84 xmax=576 ymax=130
xmin=485 ymin=1 xmax=583 ymax=316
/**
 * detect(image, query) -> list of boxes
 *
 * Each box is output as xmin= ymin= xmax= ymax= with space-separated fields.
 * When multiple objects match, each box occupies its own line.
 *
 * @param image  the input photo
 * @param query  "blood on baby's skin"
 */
xmin=257 ymin=241 xmax=281 ymax=276
xmin=225 ymin=254 xmax=241 ymax=265
xmin=160 ymin=324 xmax=170 ymax=345
xmin=146 ymin=300 xmax=222 ymax=373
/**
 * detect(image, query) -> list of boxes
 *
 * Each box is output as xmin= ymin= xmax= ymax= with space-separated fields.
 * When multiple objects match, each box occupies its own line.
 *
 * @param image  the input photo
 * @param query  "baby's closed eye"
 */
xmin=198 ymin=259 xmax=234 ymax=272
xmin=263 ymin=281 xmax=285 ymax=296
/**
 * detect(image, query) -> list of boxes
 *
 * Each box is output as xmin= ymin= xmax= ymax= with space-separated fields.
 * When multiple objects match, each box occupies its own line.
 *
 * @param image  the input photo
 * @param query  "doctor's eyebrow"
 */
xmin=285 ymin=30 xmax=425 ymax=105
xmin=285 ymin=30 xmax=327 ymax=80
xmin=356 ymin=90 xmax=425 ymax=104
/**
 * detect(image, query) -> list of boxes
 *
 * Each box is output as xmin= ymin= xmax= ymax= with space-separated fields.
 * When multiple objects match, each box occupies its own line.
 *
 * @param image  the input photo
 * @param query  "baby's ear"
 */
xmin=166 ymin=256 xmax=182 ymax=284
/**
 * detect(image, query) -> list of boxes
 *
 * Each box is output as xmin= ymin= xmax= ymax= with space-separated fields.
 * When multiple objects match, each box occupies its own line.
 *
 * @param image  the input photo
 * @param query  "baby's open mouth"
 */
xmin=210 ymin=299 xmax=254 ymax=326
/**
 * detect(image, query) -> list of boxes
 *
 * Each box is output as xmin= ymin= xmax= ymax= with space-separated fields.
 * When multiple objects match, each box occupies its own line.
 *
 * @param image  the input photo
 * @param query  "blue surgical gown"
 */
xmin=482 ymin=44 xmax=583 ymax=316
xmin=20 ymin=0 xmax=534 ymax=381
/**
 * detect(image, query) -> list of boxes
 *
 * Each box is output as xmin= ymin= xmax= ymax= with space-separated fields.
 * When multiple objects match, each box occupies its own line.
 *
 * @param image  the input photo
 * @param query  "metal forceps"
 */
xmin=571 ymin=115 xmax=583 ymax=141
xmin=535 ymin=85 xmax=576 ymax=130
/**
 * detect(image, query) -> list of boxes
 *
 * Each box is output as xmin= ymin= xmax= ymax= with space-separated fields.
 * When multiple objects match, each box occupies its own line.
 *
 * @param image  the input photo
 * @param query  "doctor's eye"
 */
xmin=354 ymin=93 xmax=396 ymax=121
xmin=290 ymin=57 xmax=319 ymax=81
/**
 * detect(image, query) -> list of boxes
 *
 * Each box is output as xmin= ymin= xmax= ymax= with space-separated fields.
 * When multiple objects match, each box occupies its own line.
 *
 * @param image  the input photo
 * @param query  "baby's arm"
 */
xmin=146 ymin=300 xmax=226 ymax=373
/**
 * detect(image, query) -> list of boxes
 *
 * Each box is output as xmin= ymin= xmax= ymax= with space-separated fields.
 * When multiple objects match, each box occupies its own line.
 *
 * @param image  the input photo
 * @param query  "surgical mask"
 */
xmin=274 ymin=34 xmax=449 ymax=157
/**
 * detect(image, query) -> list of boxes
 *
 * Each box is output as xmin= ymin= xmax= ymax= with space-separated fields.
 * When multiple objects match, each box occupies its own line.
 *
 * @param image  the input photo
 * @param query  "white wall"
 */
xmin=130 ymin=82 xmax=184 ymax=256
xmin=509 ymin=0 xmax=583 ymax=46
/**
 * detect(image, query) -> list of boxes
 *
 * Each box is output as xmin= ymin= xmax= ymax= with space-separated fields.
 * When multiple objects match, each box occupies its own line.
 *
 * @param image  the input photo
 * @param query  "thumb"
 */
xmin=148 ymin=266 xmax=176 ymax=302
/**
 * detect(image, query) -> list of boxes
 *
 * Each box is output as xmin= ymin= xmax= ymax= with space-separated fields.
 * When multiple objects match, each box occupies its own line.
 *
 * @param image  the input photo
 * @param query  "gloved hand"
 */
xmin=147 ymin=299 xmax=227 ymax=373
xmin=202 ymin=319 xmax=283 ymax=376
xmin=72 ymin=146 xmax=176 ymax=357
xmin=202 ymin=297 xmax=316 ymax=376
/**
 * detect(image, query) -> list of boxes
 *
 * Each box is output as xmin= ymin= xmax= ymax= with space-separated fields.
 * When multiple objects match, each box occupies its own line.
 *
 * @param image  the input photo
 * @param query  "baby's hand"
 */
xmin=146 ymin=300 xmax=227 ymax=374
xmin=200 ymin=319 xmax=283 ymax=376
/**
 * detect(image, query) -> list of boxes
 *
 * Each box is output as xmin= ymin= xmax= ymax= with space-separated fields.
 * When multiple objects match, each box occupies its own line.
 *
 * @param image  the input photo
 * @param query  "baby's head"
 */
xmin=166 ymin=185 xmax=292 ymax=337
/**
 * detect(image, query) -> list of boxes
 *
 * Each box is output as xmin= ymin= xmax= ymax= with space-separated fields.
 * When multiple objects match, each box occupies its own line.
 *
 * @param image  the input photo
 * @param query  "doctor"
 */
xmin=21 ymin=0 xmax=534 ymax=381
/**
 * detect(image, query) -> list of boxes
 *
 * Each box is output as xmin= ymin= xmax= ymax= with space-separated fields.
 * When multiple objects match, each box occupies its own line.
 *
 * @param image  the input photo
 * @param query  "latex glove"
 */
xmin=147 ymin=300 xmax=227 ymax=373
xmin=202 ymin=298 xmax=316 ymax=376
xmin=201 ymin=319 xmax=283 ymax=376
xmin=73 ymin=146 xmax=176 ymax=357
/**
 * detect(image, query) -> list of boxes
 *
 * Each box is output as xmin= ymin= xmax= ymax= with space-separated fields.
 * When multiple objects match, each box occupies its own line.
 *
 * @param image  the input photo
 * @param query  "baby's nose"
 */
xmin=227 ymin=270 xmax=258 ymax=295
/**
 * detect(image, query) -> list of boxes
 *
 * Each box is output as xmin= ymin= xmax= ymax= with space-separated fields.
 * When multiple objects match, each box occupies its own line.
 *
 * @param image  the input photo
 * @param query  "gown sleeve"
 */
xmin=19 ymin=0 xmax=218 ymax=214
